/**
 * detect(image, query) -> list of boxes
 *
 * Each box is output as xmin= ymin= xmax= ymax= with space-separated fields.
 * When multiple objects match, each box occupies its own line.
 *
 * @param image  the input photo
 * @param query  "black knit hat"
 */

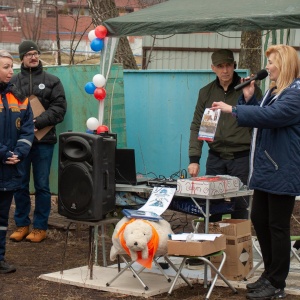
xmin=19 ymin=40 xmax=40 ymax=60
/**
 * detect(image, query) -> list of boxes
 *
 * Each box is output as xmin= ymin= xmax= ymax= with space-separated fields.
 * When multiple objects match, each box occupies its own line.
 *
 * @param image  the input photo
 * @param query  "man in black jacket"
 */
xmin=9 ymin=40 xmax=67 ymax=242
xmin=188 ymin=49 xmax=262 ymax=221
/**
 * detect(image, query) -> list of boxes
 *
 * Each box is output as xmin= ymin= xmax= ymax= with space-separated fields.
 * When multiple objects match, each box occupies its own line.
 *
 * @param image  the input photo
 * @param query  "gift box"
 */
xmin=176 ymin=176 xmax=240 ymax=196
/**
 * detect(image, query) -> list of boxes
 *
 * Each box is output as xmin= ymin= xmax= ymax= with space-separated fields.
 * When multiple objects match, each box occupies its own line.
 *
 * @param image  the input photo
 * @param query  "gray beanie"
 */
xmin=19 ymin=40 xmax=40 ymax=60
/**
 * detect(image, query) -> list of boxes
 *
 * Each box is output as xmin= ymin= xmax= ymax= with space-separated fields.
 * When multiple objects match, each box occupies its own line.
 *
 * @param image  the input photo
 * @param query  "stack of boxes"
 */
xmin=209 ymin=219 xmax=253 ymax=281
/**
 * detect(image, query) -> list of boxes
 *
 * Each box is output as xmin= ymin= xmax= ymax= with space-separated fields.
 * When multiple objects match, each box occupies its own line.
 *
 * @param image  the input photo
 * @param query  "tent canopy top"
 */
xmin=103 ymin=0 xmax=300 ymax=37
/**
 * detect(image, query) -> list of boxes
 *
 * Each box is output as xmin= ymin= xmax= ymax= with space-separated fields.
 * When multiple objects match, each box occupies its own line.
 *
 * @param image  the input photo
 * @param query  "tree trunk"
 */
xmin=239 ymin=31 xmax=262 ymax=76
xmin=87 ymin=0 xmax=138 ymax=70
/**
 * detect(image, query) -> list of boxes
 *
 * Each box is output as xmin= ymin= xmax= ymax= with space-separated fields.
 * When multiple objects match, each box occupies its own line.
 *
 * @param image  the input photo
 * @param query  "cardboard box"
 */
xmin=167 ymin=234 xmax=226 ymax=257
xmin=209 ymin=219 xmax=251 ymax=237
xmin=176 ymin=176 xmax=240 ymax=196
xmin=211 ymin=234 xmax=253 ymax=281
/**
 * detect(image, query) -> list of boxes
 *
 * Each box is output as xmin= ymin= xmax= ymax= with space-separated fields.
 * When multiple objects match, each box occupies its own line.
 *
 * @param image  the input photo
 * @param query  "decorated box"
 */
xmin=176 ymin=175 xmax=240 ymax=196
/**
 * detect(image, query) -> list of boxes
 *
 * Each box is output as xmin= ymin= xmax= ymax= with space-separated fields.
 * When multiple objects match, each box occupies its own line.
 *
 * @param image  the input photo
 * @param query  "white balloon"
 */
xmin=93 ymin=74 xmax=106 ymax=88
xmin=88 ymin=30 xmax=97 ymax=42
xmin=86 ymin=117 xmax=99 ymax=130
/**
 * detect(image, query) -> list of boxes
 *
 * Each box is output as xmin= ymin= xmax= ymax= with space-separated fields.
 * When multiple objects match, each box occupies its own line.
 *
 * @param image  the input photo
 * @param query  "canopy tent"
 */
xmin=98 ymin=0 xmax=300 ymax=177
xmin=103 ymin=0 xmax=300 ymax=37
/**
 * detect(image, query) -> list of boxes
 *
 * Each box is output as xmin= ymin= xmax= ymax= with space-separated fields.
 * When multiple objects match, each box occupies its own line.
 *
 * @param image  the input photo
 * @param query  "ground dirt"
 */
xmin=2 ymin=197 xmax=300 ymax=300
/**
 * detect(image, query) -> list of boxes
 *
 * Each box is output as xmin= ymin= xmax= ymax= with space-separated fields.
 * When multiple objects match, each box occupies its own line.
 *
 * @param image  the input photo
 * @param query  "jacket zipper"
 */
xmin=264 ymin=150 xmax=279 ymax=170
xmin=29 ymin=68 xmax=32 ymax=95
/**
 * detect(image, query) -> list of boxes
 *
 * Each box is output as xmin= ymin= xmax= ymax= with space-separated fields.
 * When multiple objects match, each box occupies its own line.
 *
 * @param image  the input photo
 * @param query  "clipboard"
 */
xmin=29 ymin=95 xmax=53 ymax=140
xmin=122 ymin=209 xmax=162 ymax=221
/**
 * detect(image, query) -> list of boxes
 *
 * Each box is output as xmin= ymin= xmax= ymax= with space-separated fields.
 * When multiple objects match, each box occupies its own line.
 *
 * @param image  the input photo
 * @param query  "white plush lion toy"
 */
xmin=110 ymin=217 xmax=173 ymax=268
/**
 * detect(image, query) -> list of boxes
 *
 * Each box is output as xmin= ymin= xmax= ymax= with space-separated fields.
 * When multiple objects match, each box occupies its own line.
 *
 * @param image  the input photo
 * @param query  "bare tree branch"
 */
xmin=87 ymin=0 xmax=138 ymax=70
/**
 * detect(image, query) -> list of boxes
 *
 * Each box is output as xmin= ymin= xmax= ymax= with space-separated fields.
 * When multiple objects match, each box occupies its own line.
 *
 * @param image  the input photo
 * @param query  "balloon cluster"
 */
xmin=85 ymin=25 xmax=108 ymax=101
xmin=86 ymin=117 xmax=109 ymax=134
xmin=88 ymin=25 xmax=107 ymax=52
xmin=84 ymin=73 xmax=106 ymax=101
xmin=85 ymin=25 xmax=110 ymax=134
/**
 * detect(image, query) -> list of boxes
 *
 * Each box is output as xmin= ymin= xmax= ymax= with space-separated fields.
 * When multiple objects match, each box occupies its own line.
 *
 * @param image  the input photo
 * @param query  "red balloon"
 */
xmin=94 ymin=87 xmax=106 ymax=101
xmin=95 ymin=25 xmax=108 ymax=39
xmin=96 ymin=125 xmax=109 ymax=134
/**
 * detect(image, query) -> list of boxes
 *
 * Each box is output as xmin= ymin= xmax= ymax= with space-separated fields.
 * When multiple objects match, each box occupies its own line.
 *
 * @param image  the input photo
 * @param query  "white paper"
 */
xmin=170 ymin=233 xmax=222 ymax=241
xmin=138 ymin=187 xmax=176 ymax=216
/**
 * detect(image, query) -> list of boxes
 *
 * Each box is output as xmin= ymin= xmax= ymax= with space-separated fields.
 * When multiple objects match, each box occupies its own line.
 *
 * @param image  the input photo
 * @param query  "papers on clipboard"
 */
xmin=122 ymin=209 xmax=163 ymax=221
xmin=29 ymin=95 xmax=53 ymax=140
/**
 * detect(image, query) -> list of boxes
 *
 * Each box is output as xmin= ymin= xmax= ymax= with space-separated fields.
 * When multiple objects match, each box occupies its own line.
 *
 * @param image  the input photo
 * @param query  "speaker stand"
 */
xmin=60 ymin=217 xmax=120 ymax=279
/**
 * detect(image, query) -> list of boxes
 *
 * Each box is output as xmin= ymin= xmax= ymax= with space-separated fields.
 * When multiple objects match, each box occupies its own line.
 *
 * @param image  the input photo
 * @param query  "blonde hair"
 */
xmin=0 ymin=50 xmax=13 ymax=61
xmin=266 ymin=45 xmax=300 ymax=95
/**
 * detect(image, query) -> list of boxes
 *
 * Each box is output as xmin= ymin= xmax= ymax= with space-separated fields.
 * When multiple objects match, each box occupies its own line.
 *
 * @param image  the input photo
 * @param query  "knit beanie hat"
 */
xmin=19 ymin=40 xmax=40 ymax=60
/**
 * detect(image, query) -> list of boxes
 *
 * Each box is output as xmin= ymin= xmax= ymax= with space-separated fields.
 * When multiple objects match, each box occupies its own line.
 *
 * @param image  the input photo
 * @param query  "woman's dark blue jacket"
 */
xmin=0 ymin=83 xmax=34 ymax=191
xmin=236 ymin=78 xmax=300 ymax=196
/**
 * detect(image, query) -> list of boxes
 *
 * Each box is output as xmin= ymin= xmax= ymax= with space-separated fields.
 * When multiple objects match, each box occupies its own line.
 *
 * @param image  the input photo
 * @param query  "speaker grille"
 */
xmin=59 ymin=163 xmax=93 ymax=214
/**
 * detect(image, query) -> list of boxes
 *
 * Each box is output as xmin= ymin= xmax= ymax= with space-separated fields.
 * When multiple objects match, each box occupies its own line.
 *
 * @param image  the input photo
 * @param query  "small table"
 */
xmin=116 ymin=183 xmax=253 ymax=233
xmin=61 ymin=217 xmax=119 ymax=279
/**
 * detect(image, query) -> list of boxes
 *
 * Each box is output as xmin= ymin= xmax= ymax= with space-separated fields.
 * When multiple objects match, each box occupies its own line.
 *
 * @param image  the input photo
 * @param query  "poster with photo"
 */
xmin=198 ymin=108 xmax=221 ymax=141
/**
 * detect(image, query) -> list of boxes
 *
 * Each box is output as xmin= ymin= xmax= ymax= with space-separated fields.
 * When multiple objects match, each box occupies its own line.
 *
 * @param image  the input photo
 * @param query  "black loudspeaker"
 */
xmin=58 ymin=132 xmax=116 ymax=221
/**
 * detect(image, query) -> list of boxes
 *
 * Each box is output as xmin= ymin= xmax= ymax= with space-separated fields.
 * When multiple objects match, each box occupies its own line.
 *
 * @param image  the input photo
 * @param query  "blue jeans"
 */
xmin=0 ymin=191 xmax=14 ymax=261
xmin=14 ymin=144 xmax=54 ymax=230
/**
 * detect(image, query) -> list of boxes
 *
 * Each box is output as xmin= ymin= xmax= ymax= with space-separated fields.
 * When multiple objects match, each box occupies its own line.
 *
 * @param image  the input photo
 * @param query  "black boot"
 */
xmin=246 ymin=278 xmax=286 ymax=299
xmin=0 ymin=260 xmax=16 ymax=274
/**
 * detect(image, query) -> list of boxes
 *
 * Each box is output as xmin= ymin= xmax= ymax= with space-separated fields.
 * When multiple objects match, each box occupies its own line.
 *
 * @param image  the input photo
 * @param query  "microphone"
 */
xmin=234 ymin=69 xmax=268 ymax=91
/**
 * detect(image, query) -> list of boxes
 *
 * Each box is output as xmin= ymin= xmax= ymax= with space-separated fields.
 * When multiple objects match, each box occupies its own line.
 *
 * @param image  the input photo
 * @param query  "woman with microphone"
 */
xmin=211 ymin=44 xmax=300 ymax=300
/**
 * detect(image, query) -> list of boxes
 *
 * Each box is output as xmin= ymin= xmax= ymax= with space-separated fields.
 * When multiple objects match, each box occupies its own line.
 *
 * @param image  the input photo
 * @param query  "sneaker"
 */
xmin=25 ymin=229 xmax=47 ymax=243
xmin=9 ymin=226 xmax=29 ymax=242
xmin=0 ymin=260 xmax=16 ymax=274
xmin=247 ymin=276 xmax=267 ymax=291
xmin=246 ymin=279 xmax=286 ymax=299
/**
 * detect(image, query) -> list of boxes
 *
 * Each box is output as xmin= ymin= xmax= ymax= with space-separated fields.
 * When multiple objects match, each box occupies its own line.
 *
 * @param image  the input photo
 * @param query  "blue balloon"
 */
xmin=90 ymin=38 xmax=104 ymax=52
xmin=84 ymin=82 xmax=96 ymax=94
xmin=86 ymin=129 xmax=94 ymax=134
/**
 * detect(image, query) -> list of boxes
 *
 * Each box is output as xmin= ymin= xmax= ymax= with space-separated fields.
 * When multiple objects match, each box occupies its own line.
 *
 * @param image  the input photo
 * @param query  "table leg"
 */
xmin=94 ymin=225 xmax=99 ymax=266
xmin=88 ymin=226 xmax=94 ymax=280
xmin=60 ymin=222 xmax=72 ymax=275
xmin=101 ymin=224 xmax=107 ymax=267
xmin=189 ymin=197 xmax=211 ymax=288
xmin=203 ymin=198 xmax=210 ymax=287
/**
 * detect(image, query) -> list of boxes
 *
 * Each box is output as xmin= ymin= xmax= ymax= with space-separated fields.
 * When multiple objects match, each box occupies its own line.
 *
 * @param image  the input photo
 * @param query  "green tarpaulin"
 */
xmin=103 ymin=0 xmax=300 ymax=37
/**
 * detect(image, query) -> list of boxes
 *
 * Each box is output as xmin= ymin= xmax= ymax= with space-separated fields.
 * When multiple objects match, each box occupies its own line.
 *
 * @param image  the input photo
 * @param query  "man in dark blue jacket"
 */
xmin=10 ymin=40 xmax=67 ymax=243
